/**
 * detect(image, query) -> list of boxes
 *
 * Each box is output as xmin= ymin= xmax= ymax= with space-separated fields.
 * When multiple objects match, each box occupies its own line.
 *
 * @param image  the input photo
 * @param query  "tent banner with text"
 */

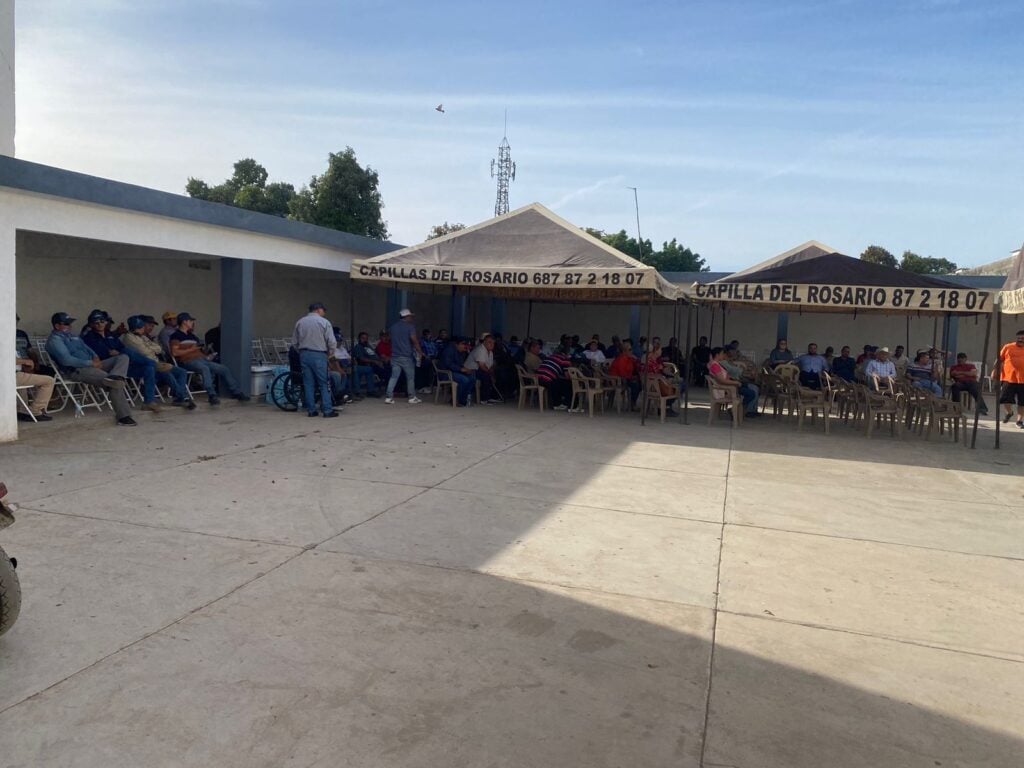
xmin=692 ymin=282 xmax=992 ymax=313
xmin=353 ymin=262 xmax=659 ymax=290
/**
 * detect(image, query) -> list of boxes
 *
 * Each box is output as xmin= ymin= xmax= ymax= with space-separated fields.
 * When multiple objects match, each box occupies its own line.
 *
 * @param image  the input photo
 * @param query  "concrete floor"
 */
xmin=0 ymin=396 xmax=1022 ymax=767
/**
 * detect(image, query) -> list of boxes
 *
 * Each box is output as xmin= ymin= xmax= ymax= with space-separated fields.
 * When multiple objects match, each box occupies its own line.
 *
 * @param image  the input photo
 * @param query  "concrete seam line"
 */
xmin=721 ymin=520 xmax=1024 ymax=563
xmin=716 ymin=608 xmax=1024 ymax=666
xmin=9 ymin=503 xmax=307 ymax=550
xmin=0 ymin=548 xmax=308 ymax=718
xmin=699 ymin=424 xmax=732 ymax=768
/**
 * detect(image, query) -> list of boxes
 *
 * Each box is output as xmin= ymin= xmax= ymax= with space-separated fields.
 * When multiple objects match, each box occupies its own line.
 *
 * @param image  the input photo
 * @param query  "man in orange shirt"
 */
xmin=995 ymin=329 xmax=1024 ymax=428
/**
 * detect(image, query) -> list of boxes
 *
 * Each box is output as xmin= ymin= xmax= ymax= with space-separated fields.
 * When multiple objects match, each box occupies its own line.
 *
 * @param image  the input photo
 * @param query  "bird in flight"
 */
xmin=435 ymin=104 xmax=445 ymax=113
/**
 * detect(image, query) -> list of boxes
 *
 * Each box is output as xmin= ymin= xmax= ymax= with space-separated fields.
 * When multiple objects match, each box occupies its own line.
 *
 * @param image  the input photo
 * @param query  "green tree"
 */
xmin=289 ymin=148 xmax=389 ymax=239
xmin=427 ymin=222 xmax=466 ymax=240
xmin=186 ymin=158 xmax=294 ymax=217
xmin=586 ymin=228 xmax=708 ymax=272
xmin=860 ymin=245 xmax=898 ymax=268
xmin=899 ymin=250 xmax=958 ymax=275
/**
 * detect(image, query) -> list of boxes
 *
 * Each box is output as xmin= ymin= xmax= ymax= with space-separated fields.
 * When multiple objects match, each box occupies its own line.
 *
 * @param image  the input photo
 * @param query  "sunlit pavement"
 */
xmin=1 ymin=397 xmax=1022 ymax=767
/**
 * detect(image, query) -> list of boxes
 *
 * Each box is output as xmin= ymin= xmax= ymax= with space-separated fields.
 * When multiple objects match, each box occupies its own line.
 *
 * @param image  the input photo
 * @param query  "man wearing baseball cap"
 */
xmin=291 ymin=302 xmax=339 ymax=417
xmin=45 ymin=311 xmax=137 ymax=426
xmin=158 ymin=311 xmax=178 ymax=358
xmin=385 ymin=308 xmax=424 ymax=405
xmin=169 ymin=313 xmax=249 ymax=405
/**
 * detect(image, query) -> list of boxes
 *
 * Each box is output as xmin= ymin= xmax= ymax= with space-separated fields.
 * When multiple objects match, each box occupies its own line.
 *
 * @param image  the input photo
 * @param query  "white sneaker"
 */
xmin=417 ymin=387 xmax=431 ymax=394
xmin=407 ymin=397 xmax=422 ymax=404
xmin=568 ymin=407 xmax=584 ymax=414
xmin=384 ymin=397 xmax=395 ymax=404
xmin=554 ymin=404 xmax=569 ymax=411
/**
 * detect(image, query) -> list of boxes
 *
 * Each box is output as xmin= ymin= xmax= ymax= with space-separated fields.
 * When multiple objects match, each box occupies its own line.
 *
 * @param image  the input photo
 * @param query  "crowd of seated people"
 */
xmin=14 ymin=308 xmax=250 ymax=427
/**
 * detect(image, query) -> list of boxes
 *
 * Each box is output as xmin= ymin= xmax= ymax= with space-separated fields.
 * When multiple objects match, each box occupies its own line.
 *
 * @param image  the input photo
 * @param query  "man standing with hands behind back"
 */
xmin=385 ymin=308 xmax=424 ymax=405
xmin=292 ymin=302 xmax=339 ymax=418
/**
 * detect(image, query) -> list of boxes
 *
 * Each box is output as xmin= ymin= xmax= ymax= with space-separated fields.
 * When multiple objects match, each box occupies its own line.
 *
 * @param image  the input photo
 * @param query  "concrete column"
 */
xmin=776 ymin=312 xmax=789 ymax=343
xmin=220 ymin=257 xmax=253 ymax=396
xmin=450 ymin=291 xmax=467 ymax=337
xmin=385 ymin=287 xmax=406 ymax=328
xmin=0 ymin=213 xmax=15 ymax=441
xmin=490 ymin=298 xmax=506 ymax=336
xmin=629 ymin=305 xmax=641 ymax=343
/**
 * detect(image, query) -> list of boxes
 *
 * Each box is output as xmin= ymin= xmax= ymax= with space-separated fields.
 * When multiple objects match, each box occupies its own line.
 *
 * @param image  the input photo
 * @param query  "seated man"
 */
xmin=864 ymin=347 xmax=897 ymax=390
xmin=831 ymin=346 xmax=856 ymax=382
xmin=907 ymin=351 xmax=943 ymax=396
xmin=82 ymin=309 xmax=163 ymax=412
xmin=440 ymin=337 xmax=475 ymax=406
xmin=949 ymin=353 xmax=988 ymax=414
xmin=464 ymin=335 xmax=501 ymax=403
xmin=45 ymin=311 xmax=137 ymax=426
xmin=609 ymin=340 xmax=641 ymax=405
xmin=121 ymin=315 xmax=196 ymax=409
xmin=536 ymin=348 xmax=573 ymax=410
xmin=16 ymin=315 xmax=56 ymax=377
xmin=353 ymin=331 xmax=387 ymax=395
xmin=708 ymin=346 xmax=758 ymax=418
xmin=724 ymin=347 xmax=760 ymax=404
xmin=15 ymin=351 xmax=55 ymax=422
xmin=158 ymin=311 xmax=178 ymax=358
xmin=768 ymin=339 xmax=794 ymax=368
xmin=583 ymin=339 xmax=607 ymax=364
xmin=170 ymin=313 xmax=249 ymax=405
xmin=523 ymin=340 xmax=543 ymax=372
xmin=795 ymin=343 xmax=829 ymax=389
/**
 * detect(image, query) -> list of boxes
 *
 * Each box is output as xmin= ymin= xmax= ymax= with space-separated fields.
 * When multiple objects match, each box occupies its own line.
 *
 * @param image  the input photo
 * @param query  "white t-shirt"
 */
xmin=464 ymin=343 xmax=493 ymax=372
xmin=583 ymin=349 xmax=606 ymax=363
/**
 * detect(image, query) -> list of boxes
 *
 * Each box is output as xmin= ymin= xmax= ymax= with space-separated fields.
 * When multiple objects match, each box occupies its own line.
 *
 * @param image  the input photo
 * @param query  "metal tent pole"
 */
xmin=970 ymin=305 xmax=994 ymax=449
xmin=708 ymin=305 xmax=716 ymax=348
xmin=349 ymin=274 xmax=356 ymax=347
xmin=995 ymin=306 xmax=1002 ymax=450
xmin=526 ymin=300 xmax=533 ymax=339
xmin=682 ymin=302 xmax=692 ymax=424
xmin=640 ymin=289 xmax=654 ymax=425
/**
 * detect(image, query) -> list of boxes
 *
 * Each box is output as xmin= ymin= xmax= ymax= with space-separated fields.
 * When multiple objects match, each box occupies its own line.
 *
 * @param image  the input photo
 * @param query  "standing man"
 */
xmin=45 ymin=312 xmax=137 ymax=426
xmin=385 ymin=308 xmax=424 ymax=405
xmin=292 ymin=302 xmax=339 ymax=418
xmin=995 ymin=329 xmax=1024 ymax=429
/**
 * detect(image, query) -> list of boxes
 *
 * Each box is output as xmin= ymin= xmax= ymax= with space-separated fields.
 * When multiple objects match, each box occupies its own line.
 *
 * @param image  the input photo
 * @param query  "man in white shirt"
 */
xmin=465 ymin=335 xmax=500 ymax=403
xmin=864 ymin=346 xmax=897 ymax=390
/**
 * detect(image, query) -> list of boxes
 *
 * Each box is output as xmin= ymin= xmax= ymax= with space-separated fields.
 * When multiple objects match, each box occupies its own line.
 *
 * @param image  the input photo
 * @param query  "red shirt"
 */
xmin=609 ymin=354 xmax=639 ymax=379
xmin=949 ymin=362 xmax=977 ymax=381
xmin=376 ymin=339 xmax=392 ymax=358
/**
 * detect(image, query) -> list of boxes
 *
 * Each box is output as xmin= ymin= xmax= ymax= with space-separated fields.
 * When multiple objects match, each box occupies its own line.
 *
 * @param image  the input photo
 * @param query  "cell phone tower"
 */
xmin=490 ymin=112 xmax=516 ymax=216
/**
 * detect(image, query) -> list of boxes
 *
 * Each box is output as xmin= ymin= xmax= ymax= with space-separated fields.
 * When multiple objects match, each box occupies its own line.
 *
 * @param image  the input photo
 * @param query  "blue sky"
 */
xmin=14 ymin=0 xmax=1024 ymax=270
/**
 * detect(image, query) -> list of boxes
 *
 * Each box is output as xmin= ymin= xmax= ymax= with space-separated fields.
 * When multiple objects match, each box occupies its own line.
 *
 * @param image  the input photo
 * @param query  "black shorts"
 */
xmin=999 ymin=382 xmax=1024 ymax=406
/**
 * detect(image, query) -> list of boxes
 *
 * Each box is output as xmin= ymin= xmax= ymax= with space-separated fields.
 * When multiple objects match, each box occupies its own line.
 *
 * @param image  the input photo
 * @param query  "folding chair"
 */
xmin=15 ymin=385 xmax=38 ymax=422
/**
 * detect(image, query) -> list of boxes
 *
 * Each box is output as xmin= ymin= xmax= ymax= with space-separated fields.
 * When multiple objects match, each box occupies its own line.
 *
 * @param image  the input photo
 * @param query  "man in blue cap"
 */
xmin=45 ymin=311 xmax=137 ymax=426
xmin=122 ymin=315 xmax=196 ymax=409
xmin=169 ymin=313 xmax=249 ymax=405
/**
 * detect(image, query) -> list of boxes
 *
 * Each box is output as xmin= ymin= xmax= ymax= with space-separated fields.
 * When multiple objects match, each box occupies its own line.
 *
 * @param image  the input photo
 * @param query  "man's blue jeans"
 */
xmin=451 ymin=371 xmax=473 ymax=405
xmin=181 ymin=358 xmax=241 ymax=397
xmin=158 ymin=366 xmax=190 ymax=401
xmin=740 ymin=383 xmax=758 ymax=414
xmin=913 ymin=380 xmax=943 ymax=397
xmin=125 ymin=355 xmax=158 ymax=403
xmin=352 ymin=365 xmax=378 ymax=394
xmin=387 ymin=355 xmax=416 ymax=398
xmin=300 ymin=350 xmax=333 ymax=414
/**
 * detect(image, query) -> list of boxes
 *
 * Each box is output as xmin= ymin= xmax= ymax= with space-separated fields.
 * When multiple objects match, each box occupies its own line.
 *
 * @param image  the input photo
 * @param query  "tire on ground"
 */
xmin=0 ymin=546 xmax=21 ymax=637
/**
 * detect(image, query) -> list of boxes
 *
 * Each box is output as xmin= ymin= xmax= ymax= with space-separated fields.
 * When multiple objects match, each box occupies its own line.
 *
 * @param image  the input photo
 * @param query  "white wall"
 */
xmin=0 ymin=0 xmax=13 ymax=157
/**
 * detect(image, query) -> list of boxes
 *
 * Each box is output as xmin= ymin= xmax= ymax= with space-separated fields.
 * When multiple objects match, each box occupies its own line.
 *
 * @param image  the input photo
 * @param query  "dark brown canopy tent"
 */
xmin=351 ymin=203 xmax=688 ymax=424
xmin=689 ymin=242 xmax=996 ymax=447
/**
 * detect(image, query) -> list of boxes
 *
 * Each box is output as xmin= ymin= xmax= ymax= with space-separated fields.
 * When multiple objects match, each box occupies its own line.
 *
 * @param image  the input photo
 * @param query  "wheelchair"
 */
xmin=270 ymin=347 xmax=341 ymax=412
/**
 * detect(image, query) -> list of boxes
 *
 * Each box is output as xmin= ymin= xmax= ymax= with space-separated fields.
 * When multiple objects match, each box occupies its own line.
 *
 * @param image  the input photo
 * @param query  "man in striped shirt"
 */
xmin=536 ymin=349 xmax=573 ymax=411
